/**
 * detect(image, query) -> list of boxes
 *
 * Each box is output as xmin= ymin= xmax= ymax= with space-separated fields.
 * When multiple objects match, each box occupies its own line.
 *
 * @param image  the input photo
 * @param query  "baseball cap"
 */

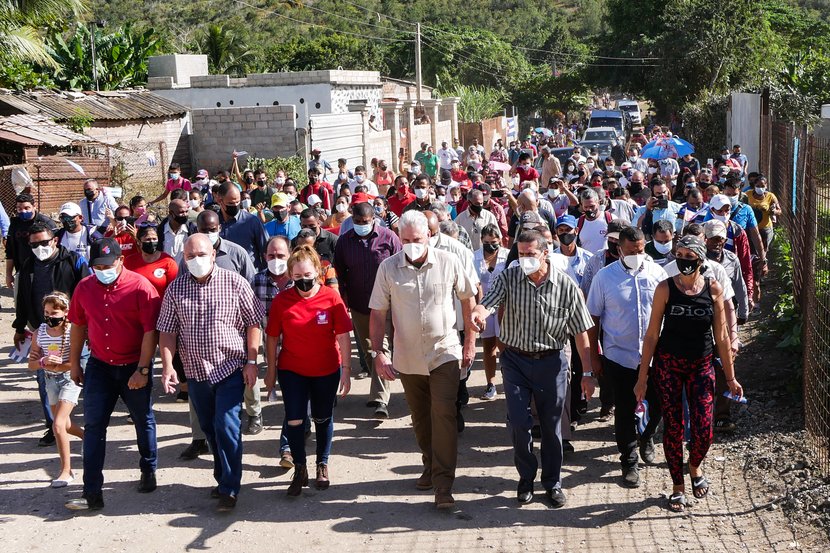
xmin=196 ymin=169 xmax=208 ymax=179
xmin=709 ymin=194 xmax=731 ymax=210
xmin=306 ymin=194 xmax=322 ymax=207
xmin=270 ymin=193 xmax=291 ymax=208
xmin=704 ymin=219 xmax=728 ymax=239
xmin=311 ymin=148 xmax=321 ymax=155
xmin=59 ymin=202 xmax=82 ymax=217
xmin=89 ymin=238 xmax=122 ymax=266
xmin=351 ymin=192 xmax=375 ymax=205
xmin=606 ymin=219 xmax=628 ymax=240
xmin=520 ymin=211 xmax=545 ymax=230
xmin=555 ymin=214 xmax=577 ymax=230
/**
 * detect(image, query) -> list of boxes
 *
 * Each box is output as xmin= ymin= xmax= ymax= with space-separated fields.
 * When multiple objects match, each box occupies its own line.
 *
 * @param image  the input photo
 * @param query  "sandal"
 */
xmin=691 ymin=475 xmax=710 ymax=499
xmin=668 ymin=492 xmax=687 ymax=512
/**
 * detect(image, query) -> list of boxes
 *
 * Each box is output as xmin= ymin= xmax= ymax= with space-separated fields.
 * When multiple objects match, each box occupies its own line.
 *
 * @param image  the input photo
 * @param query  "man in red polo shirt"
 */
xmin=65 ymin=238 xmax=161 ymax=511
xmin=299 ymin=167 xmax=334 ymax=214
xmin=387 ymin=175 xmax=415 ymax=216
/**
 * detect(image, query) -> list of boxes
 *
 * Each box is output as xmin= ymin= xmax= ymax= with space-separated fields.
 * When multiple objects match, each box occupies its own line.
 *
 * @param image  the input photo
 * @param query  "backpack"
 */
xmin=576 ymin=210 xmax=613 ymax=248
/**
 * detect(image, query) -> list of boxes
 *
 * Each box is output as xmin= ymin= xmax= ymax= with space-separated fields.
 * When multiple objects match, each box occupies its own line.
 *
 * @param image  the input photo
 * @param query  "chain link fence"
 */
xmin=766 ymin=120 xmax=830 ymax=473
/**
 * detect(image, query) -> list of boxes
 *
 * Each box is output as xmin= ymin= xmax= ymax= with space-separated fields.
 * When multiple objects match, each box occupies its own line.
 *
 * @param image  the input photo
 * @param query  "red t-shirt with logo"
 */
xmin=516 ymin=166 xmax=540 ymax=182
xmin=124 ymin=252 xmax=179 ymax=298
xmin=266 ymin=285 xmax=352 ymax=376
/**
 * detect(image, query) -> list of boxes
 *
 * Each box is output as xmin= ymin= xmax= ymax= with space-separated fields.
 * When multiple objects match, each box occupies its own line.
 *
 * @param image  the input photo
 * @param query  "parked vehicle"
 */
xmin=588 ymin=109 xmax=629 ymax=140
xmin=582 ymin=126 xmax=619 ymax=143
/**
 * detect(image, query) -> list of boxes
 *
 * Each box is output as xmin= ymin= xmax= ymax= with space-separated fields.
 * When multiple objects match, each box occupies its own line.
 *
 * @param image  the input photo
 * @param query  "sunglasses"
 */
xmin=30 ymin=239 xmax=52 ymax=248
xmin=138 ymin=221 xmax=158 ymax=229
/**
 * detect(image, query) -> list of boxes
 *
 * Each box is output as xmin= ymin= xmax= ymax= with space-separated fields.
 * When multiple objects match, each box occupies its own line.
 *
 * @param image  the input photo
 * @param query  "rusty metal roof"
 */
xmin=0 ymin=114 xmax=107 ymax=147
xmin=0 ymin=90 xmax=188 ymax=121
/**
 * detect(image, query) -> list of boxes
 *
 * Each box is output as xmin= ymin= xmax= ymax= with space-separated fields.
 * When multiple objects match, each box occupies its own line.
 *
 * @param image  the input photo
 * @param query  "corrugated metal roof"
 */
xmin=0 ymin=114 xmax=107 ymax=147
xmin=0 ymin=90 xmax=188 ymax=121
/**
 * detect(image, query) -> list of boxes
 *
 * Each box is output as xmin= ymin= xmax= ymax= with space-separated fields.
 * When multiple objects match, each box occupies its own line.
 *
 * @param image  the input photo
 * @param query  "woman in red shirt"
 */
xmin=264 ymin=245 xmax=352 ymax=497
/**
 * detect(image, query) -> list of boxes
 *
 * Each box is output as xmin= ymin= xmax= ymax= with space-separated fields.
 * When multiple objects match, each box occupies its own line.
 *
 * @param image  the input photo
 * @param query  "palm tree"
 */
xmin=0 ymin=0 xmax=86 ymax=66
xmin=197 ymin=24 xmax=253 ymax=76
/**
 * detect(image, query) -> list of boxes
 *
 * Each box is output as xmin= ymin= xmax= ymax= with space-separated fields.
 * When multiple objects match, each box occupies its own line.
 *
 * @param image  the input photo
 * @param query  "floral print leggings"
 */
xmin=653 ymin=351 xmax=716 ymax=486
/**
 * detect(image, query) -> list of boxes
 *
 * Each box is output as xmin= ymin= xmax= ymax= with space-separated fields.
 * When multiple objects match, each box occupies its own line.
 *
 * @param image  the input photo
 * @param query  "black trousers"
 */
xmin=605 ymin=358 xmax=662 ymax=469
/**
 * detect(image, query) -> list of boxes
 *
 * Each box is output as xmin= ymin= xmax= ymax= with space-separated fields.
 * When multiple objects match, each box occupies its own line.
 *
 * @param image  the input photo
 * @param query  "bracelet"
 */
xmin=583 ymin=371 xmax=594 ymax=377
xmin=246 ymin=360 xmax=258 ymax=365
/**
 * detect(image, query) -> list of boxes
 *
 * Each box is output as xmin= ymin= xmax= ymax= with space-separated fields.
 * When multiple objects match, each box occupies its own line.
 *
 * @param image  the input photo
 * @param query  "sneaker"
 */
xmin=176 ymin=391 xmax=189 ymax=403
xmin=315 ymin=462 xmax=330 ymax=490
xmin=138 ymin=472 xmax=157 ymax=493
xmin=354 ymin=370 xmax=370 ymax=380
xmin=622 ymin=466 xmax=641 ymax=488
xmin=66 ymin=493 xmax=104 ymax=511
xmin=179 ymin=439 xmax=209 ymax=460
xmin=216 ymin=493 xmax=237 ymax=512
xmin=480 ymin=383 xmax=497 ymax=400
xmin=434 ymin=488 xmax=455 ymax=509
xmin=517 ymin=479 xmax=534 ymax=504
xmin=279 ymin=451 xmax=294 ymax=469
xmin=38 ymin=428 xmax=55 ymax=447
xmin=597 ymin=406 xmax=615 ymax=423
xmin=243 ymin=415 xmax=263 ymax=435
xmin=51 ymin=471 xmax=75 ymax=488
xmin=546 ymin=488 xmax=567 ymax=508
xmin=374 ymin=402 xmax=389 ymax=419
xmin=639 ymin=437 xmax=656 ymax=465
xmin=365 ymin=400 xmax=380 ymax=408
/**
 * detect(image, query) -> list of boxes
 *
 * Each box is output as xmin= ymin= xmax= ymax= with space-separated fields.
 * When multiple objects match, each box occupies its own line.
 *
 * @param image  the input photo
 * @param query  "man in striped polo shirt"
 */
xmin=470 ymin=229 xmax=595 ymax=508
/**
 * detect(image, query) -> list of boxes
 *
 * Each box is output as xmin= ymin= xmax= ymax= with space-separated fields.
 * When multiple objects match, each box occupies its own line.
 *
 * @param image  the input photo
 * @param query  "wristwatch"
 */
xmin=583 ymin=371 xmax=594 ymax=378
xmin=246 ymin=359 xmax=258 ymax=365
xmin=138 ymin=366 xmax=150 ymax=376
xmin=369 ymin=350 xmax=383 ymax=359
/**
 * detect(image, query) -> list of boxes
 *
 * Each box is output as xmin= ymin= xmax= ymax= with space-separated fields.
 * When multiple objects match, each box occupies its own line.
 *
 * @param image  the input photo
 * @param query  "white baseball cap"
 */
xmin=709 ymin=194 xmax=731 ymax=211
xmin=59 ymin=202 xmax=82 ymax=217
xmin=306 ymin=194 xmax=322 ymax=207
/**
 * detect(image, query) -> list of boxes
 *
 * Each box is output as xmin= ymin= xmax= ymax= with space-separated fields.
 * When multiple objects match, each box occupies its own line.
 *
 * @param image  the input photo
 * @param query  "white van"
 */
xmin=616 ymin=99 xmax=642 ymax=125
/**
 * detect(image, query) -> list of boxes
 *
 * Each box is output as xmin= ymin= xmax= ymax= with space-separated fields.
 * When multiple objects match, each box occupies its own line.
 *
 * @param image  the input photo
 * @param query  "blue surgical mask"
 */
xmin=94 ymin=267 xmax=119 ymax=285
xmin=354 ymin=223 xmax=373 ymax=237
xmin=18 ymin=211 xmax=34 ymax=220
xmin=373 ymin=206 xmax=383 ymax=216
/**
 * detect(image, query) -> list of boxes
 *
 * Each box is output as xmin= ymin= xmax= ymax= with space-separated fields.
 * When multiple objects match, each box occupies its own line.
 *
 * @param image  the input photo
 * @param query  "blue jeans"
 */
xmin=501 ymin=348 xmax=569 ymax=491
xmin=35 ymin=369 xmax=54 ymax=428
xmin=278 ymin=368 xmax=339 ymax=466
xmin=82 ymin=356 xmax=157 ymax=496
xmin=189 ymin=370 xmax=244 ymax=496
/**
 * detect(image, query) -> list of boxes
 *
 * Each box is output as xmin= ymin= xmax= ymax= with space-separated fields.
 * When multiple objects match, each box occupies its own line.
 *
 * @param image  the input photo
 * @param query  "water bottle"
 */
xmin=722 ymin=391 xmax=748 ymax=404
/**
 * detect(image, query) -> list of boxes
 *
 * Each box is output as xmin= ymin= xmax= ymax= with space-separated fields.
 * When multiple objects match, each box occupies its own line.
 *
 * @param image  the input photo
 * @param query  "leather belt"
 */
xmin=506 ymin=346 xmax=560 ymax=360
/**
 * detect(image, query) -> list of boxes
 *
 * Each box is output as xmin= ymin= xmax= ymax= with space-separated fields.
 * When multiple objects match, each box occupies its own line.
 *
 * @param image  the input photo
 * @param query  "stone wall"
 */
xmin=190 ymin=105 xmax=297 ymax=173
xmin=366 ymin=129 xmax=392 ymax=169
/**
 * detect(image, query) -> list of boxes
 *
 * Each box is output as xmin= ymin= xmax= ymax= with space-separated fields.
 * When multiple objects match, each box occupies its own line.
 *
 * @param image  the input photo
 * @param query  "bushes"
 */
xmin=244 ymin=155 xmax=307 ymax=187
xmin=678 ymin=94 xmax=728 ymax=161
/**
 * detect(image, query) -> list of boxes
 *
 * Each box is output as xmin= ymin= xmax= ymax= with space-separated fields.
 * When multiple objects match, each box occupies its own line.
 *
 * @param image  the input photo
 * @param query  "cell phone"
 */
xmin=491 ymin=190 xmax=505 ymax=198
xmin=657 ymin=197 xmax=669 ymax=209
xmin=706 ymin=158 xmax=714 ymax=167
xmin=399 ymin=147 xmax=405 ymax=157
xmin=125 ymin=216 xmax=137 ymax=226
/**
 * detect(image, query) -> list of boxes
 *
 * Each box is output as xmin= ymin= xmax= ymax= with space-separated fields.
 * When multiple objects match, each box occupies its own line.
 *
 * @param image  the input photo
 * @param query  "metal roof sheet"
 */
xmin=0 ymin=90 xmax=188 ymax=121
xmin=0 ymin=114 xmax=106 ymax=147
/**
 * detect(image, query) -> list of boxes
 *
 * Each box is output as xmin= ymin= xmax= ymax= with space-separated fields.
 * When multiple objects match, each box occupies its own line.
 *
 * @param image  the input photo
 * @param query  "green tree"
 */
xmin=443 ymin=84 xmax=508 ymax=123
xmin=196 ymin=24 xmax=253 ymax=75
xmin=0 ymin=0 xmax=85 ymax=66
xmin=47 ymin=22 xmax=163 ymax=90
xmin=260 ymin=34 xmax=389 ymax=73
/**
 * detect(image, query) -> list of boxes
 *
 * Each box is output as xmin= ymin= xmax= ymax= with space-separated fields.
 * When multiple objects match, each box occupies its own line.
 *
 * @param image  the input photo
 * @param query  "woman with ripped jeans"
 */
xmin=265 ymin=245 xmax=353 ymax=496
xmin=635 ymin=235 xmax=744 ymax=512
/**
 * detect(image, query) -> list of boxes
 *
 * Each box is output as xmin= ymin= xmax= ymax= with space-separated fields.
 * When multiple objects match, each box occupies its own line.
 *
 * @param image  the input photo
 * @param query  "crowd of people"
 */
xmin=8 ymin=129 xmax=773 ymax=513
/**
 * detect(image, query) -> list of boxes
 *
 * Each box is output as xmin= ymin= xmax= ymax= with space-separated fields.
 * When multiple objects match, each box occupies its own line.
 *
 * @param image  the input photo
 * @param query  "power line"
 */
xmin=296 ymin=0 xmax=417 ymax=35
xmin=231 ymin=0 xmax=414 ymax=43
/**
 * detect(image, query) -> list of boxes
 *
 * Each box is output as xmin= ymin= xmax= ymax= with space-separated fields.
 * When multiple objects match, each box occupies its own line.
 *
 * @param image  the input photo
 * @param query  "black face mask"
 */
xmin=607 ymin=241 xmax=619 ymax=257
xmin=275 ymin=208 xmax=288 ymax=221
xmin=584 ymin=209 xmax=599 ymax=221
xmin=294 ymin=277 xmax=316 ymax=292
xmin=257 ymin=180 xmax=266 ymax=187
xmin=141 ymin=240 xmax=160 ymax=254
xmin=225 ymin=204 xmax=240 ymax=217
xmin=676 ymin=257 xmax=701 ymax=275
xmin=61 ymin=218 xmax=78 ymax=232
xmin=469 ymin=204 xmax=483 ymax=215
xmin=84 ymin=189 xmax=96 ymax=200
xmin=558 ymin=233 xmax=577 ymax=246
xmin=706 ymin=249 xmax=721 ymax=261
xmin=174 ymin=214 xmax=188 ymax=225
xmin=45 ymin=315 xmax=65 ymax=328
xmin=245 ymin=177 xmax=254 ymax=185
xmin=483 ymin=242 xmax=499 ymax=254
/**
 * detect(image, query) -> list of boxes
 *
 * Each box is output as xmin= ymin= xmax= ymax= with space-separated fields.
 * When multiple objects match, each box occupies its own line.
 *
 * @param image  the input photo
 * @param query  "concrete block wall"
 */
xmin=365 ymin=129 xmax=392 ymax=169
xmin=191 ymin=105 xmax=298 ymax=173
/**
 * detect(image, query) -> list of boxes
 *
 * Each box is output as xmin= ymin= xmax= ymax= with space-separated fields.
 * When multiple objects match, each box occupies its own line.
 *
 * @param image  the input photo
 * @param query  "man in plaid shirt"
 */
xmin=158 ymin=234 xmax=265 ymax=512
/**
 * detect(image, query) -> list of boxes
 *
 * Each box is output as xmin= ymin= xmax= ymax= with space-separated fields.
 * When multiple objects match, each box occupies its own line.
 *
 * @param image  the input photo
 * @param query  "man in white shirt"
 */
xmin=348 ymin=165 xmax=379 ymax=196
xmin=160 ymin=199 xmax=192 ymax=264
xmin=56 ymin=202 xmax=102 ymax=260
xmin=576 ymin=188 xmax=612 ymax=255
xmin=454 ymin=190 xmax=498 ymax=251
xmin=438 ymin=141 xmax=459 ymax=173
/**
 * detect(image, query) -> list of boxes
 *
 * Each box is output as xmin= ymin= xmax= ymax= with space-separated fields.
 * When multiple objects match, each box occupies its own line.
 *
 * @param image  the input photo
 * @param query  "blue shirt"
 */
xmin=586 ymin=259 xmax=668 ymax=369
xmin=634 ymin=201 xmax=682 ymax=229
xmin=219 ymin=209 xmax=269 ymax=271
xmin=264 ymin=215 xmax=301 ymax=241
xmin=0 ymin=201 xmax=10 ymax=237
xmin=552 ymin=247 xmax=593 ymax=287
xmin=703 ymin=201 xmax=757 ymax=230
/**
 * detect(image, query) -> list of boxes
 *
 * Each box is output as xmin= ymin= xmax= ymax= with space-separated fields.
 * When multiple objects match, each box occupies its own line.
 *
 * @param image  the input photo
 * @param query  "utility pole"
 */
xmin=415 ymin=23 xmax=422 ymax=107
xmin=90 ymin=26 xmax=99 ymax=91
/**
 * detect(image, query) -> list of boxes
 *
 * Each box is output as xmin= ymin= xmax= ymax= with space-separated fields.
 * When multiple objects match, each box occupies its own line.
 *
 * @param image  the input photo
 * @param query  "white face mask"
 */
xmin=519 ymin=255 xmax=541 ymax=275
xmin=647 ymin=167 xmax=658 ymax=175
xmin=189 ymin=199 xmax=200 ymax=209
xmin=437 ymin=195 xmax=446 ymax=203
xmin=414 ymin=188 xmax=429 ymax=199
xmin=186 ymin=255 xmax=213 ymax=278
xmin=207 ymin=231 xmax=220 ymax=245
xmin=355 ymin=175 xmax=365 ymax=183
xmin=275 ymin=177 xmax=285 ymax=185
xmin=629 ymin=155 xmax=638 ymax=162
xmin=623 ymin=254 xmax=645 ymax=270
xmin=712 ymin=213 xmax=730 ymax=223
xmin=32 ymin=244 xmax=53 ymax=261
xmin=754 ymin=187 xmax=766 ymax=195
xmin=335 ymin=203 xmax=348 ymax=213
xmin=653 ymin=241 xmax=673 ymax=255
xmin=402 ymin=242 xmax=427 ymax=261
xmin=268 ymin=258 xmax=287 ymax=276
xmin=241 ymin=199 xmax=251 ymax=210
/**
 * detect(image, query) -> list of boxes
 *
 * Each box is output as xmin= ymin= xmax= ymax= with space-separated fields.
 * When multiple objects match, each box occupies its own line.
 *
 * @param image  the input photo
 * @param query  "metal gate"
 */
xmin=308 ymin=112 xmax=364 ymax=171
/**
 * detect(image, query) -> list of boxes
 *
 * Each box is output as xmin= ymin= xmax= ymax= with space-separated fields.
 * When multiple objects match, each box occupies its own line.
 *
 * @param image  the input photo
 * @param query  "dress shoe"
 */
xmin=179 ymin=439 xmax=209 ymax=460
xmin=415 ymin=469 xmax=432 ymax=491
xmin=243 ymin=414 xmax=263 ymax=435
xmin=279 ymin=451 xmax=295 ymax=469
xmin=546 ymin=488 xmax=567 ymax=508
xmin=434 ymin=488 xmax=455 ymax=509
xmin=138 ymin=472 xmax=157 ymax=493
xmin=216 ymin=493 xmax=237 ymax=512
xmin=66 ymin=492 xmax=104 ymax=511
xmin=517 ymin=479 xmax=534 ymax=504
